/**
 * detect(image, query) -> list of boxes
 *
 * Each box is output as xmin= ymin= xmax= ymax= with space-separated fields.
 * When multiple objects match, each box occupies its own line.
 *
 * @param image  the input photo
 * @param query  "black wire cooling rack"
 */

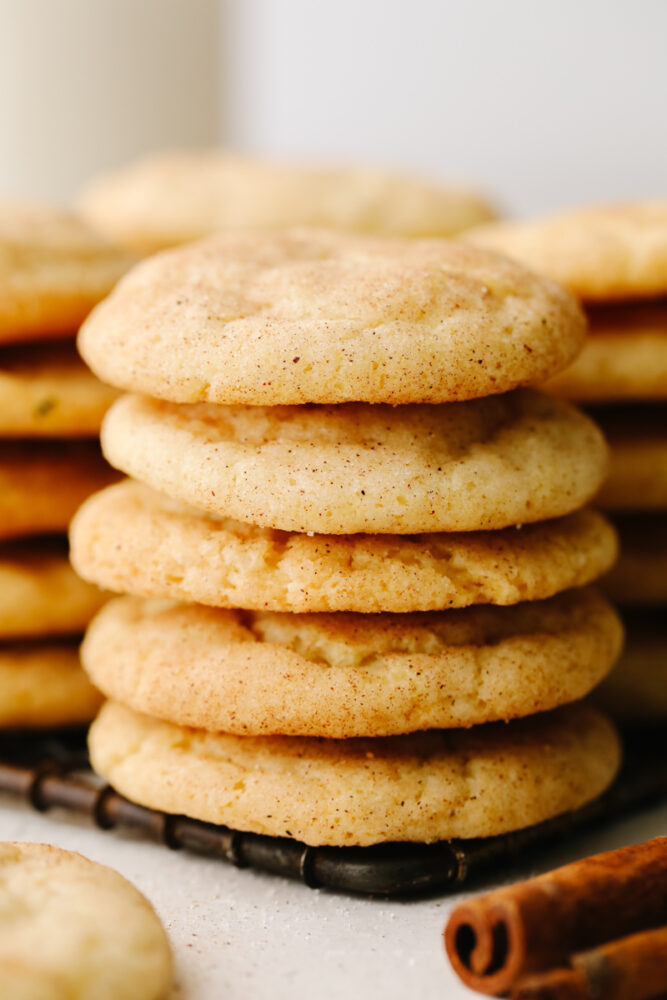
xmin=0 ymin=724 xmax=665 ymax=897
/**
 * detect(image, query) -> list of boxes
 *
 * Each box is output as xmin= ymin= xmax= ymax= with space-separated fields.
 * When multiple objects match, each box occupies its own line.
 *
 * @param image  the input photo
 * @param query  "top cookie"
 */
xmin=0 ymin=201 xmax=134 ymax=344
xmin=77 ymin=150 xmax=497 ymax=252
xmin=467 ymin=201 xmax=667 ymax=302
xmin=79 ymin=229 xmax=585 ymax=406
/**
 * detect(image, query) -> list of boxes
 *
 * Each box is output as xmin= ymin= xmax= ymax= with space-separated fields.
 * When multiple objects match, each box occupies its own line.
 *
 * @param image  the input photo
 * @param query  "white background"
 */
xmin=0 ymin=0 xmax=665 ymax=213
xmin=223 ymin=0 xmax=667 ymax=215
xmin=0 ymin=0 xmax=220 ymax=202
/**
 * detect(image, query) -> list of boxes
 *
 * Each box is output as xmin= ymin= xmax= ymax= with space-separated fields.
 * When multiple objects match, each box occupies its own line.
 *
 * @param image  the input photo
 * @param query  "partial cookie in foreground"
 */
xmin=89 ymin=700 xmax=620 ymax=846
xmin=78 ymin=229 xmax=585 ymax=406
xmin=594 ymin=611 xmax=667 ymax=722
xmin=0 ymin=340 xmax=118 ymax=436
xmin=0 ymin=642 xmax=101 ymax=727
xmin=101 ymin=390 xmax=608 ymax=534
xmin=82 ymin=588 xmax=622 ymax=737
xmin=77 ymin=150 xmax=496 ymax=252
xmin=602 ymin=514 xmax=667 ymax=605
xmin=0 ymin=201 xmax=134 ymax=343
xmin=0 ymin=842 xmax=171 ymax=1000
xmin=467 ymin=200 xmax=667 ymax=301
xmin=595 ymin=406 xmax=667 ymax=511
xmin=0 ymin=537 xmax=106 ymax=638
xmin=0 ymin=440 xmax=117 ymax=540
xmin=545 ymin=302 xmax=667 ymax=402
xmin=71 ymin=482 xmax=617 ymax=612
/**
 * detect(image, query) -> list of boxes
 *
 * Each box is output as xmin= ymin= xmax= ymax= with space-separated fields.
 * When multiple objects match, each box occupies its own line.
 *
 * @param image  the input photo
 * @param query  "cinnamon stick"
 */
xmin=511 ymin=925 xmax=667 ymax=1000
xmin=443 ymin=837 xmax=667 ymax=996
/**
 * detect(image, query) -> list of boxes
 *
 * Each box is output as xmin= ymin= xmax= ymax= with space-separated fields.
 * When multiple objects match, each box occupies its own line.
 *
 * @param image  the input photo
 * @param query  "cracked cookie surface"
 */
xmin=78 ymin=228 xmax=585 ymax=405
xmin=71 ymin=482 xmax=616 ymax=612
xmin=81 ymin=588 xmax=622 ymax=736
xmin=89 ymin=700 xmax=620 ymax=845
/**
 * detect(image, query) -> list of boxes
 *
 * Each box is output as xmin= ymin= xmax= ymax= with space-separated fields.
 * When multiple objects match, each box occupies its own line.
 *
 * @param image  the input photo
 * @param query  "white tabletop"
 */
xmin=0 ymin=793 xmax=665 ymax=999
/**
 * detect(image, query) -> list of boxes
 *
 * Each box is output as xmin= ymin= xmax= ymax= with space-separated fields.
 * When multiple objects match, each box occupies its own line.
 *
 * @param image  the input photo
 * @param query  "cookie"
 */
xmin=81 ymin=588 xmax=622 ymax=737
xmin=468 ymin=201 xmax=667 ymax=302
xmin=71 ymin=481 xmax=617 ymax=613
xmin=77 ymin=150 xmax=496 ymax=252
xmin=595 ymin=407 xmax=667 ymax=511
xmin=594 ymin=611 xmax=667 ymax=721
xmin=101 ymin=390 xmax=608 ymax=534
xmin=0 ymin=537 xmax=106 ymax=638
xmin=0 ymin=441 xmax=117 ymax=540
xmin=0 ymin=641 xmax=101 ymax=727
xmin=602 ymin=514 xmax=667 ymax=605
xmin=0 ymin=340 xmax=118 ymax=436
xmin=89 ymin=700 xmax=620 ymax=846
xmin=545 ymin=301 xmax=667 ymax=402
xmin=0 ymin=842 xmax=171 ymax=1000
xmin=78 ymin=229 xmax=585 ymax=406
xmin=0 ymin=201 xmax=134 ymax=344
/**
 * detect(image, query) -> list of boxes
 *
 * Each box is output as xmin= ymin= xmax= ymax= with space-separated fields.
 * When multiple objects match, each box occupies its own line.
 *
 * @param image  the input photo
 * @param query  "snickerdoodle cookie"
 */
xmin=545 ymin=301 xmax=667 ymax=402
xmin=77 ymin=150 xmax=496 ymax=252
xmin=0 ymin=340 xmax=117 ymax=436
xmin=0 ymin=441 xmax=117 ymax=540
xmin=100 ymin=390 xmax=608 ymax=534
xmin=89 ymin=700 xmax=620 ymax=846
xmin=0 ymin=642 xmax=101 ymax=727
xmin=0 ymin=842 xmax=171 ymax=1000
xmin=0 ymin=537 xmax=105 ymax=637
xmin=468 ymin=200 xmax=667 ymax=301
xmin=0 ymin=201 xmax=133 ymax=343
xmin=81 ymin=588 xmax=622 ymax=737
xmin=71 ymin=482 xmax=616 ymax=612
xmin=78 ymin=229 xmax=585 ymax=406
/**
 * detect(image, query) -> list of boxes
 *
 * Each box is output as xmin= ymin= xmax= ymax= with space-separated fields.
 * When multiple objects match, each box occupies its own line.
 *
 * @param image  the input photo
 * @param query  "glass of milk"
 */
xmin=0 ymin=0 xmax=221 ymax=202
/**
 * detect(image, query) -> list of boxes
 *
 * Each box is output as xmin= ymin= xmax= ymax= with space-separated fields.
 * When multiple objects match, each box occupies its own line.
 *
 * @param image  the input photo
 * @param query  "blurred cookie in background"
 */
xmin=0 ymin=201 xmax=134 ymax=342
xmin=0 ymin=201 xmax=128 ymax=734
xmin=77 ymin=150 xmax=498 ymax=253
xmin=469 ymin=200 xmax=667 ymax=727
xmin=544 ymin=301 xmax=667 ymax=403
xmin=467 ymin=200 xmax=667 ymax=302
xmin=0 ymin=842 xmax=172 ymax=999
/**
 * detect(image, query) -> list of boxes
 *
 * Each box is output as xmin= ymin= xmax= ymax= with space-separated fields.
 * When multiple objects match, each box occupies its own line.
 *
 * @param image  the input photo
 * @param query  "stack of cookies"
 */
xmin=72 ymin=230 xmax=623 ymax=848
xmin=0 ymin=203 xmax=129 ymax=730
xmin=76 ymin=150 xmax=497 ymax=254
xmin=470 ymin=202 xmax=667 ymax=724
